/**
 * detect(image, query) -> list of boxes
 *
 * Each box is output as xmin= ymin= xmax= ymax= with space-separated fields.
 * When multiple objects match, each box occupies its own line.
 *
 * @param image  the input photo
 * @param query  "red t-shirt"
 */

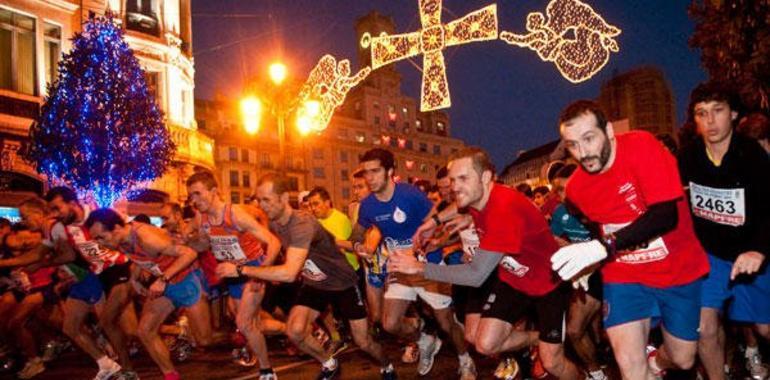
xmin=566 ymin=131 xmax=709 ymax=288
xmin=470 ymin=184 xmax=561 ymax=296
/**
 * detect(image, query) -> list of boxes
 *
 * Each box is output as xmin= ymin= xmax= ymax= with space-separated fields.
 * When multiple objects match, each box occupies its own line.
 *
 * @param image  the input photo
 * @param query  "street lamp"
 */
xmin=240 ymin=96 xmax=262 ymax=135
xmin=268 ymin=62 xmax=287 ymax=85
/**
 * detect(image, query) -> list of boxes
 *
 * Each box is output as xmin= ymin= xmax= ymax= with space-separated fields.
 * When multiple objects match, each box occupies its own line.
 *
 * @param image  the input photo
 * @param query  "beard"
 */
xmin=580 ymin=137 xmax=612 ymax=174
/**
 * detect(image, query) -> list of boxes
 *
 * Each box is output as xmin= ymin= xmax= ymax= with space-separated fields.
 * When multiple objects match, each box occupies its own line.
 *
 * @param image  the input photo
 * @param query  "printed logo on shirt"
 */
xmin=301 ymin=259 xmax=328 ymax=282
xmin=618 ymin=182 xmax=644 ymax=215
xmin=500 ymin=256 xmax=530 ymax=277
xmin=603 ymin=222 xmax=669 ymax=264
xmin=393 ymin=207 xmax=407 ymax=224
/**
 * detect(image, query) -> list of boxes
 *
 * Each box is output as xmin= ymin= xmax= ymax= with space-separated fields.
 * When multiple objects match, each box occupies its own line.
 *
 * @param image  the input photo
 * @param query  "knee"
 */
xmin=540 ymin=348 xmax=566 ymax=376
xmin=136 ymin=322 xmax=156 ymax=342
xmin=62 ymin=319 xmax=79 ymax=339
xmin=698 ymin=321 xmax=719 ymax=342
xmin=352 ymin=333 xmax=372 ymax=352
xmin=667 ymin=348 xmax=696 ymax=370
xmin=285 ymin=323 xmax=307 ymax=345
xmin=381 ymin=316 xmax=400 ymax=334
xmin=755 ymin=325 xmax=770 ymax=340
xmin=613 ymin=349 xmax=647 ymax=374
xmin=474 ymin=335 xmax=499 ymax=356
xmin=566 ymin=322 xmax=584 ymax=343
xmin=235 ymin=314 xmax=255 ymax=334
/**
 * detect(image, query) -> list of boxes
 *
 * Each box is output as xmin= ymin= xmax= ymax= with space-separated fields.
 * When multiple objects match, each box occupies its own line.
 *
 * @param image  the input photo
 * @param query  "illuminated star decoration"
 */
xmin=369 ymin=0 xmax=498 ymax=111
xmin=500 ymin=0 xmax=620 ymax=83
xmin=296 ymin=54 xmax=371 ymax=132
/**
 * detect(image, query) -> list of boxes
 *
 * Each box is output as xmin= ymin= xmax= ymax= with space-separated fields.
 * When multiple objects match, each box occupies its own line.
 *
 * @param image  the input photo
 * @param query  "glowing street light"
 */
xmin=296 ymin=100 xmax=321 ymax=136
xmin=268 ymin=62 xmax=287 ymax=85
xmin=240 ymin=96 xmax=262 ymax=135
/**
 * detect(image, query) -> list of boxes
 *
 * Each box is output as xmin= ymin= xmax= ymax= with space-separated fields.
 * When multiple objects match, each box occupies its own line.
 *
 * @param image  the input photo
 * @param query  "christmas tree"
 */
xmin=27 ymin=12 xmax=175 ymax=207
xmin=689 ymin=0 xmax=770 ymax=112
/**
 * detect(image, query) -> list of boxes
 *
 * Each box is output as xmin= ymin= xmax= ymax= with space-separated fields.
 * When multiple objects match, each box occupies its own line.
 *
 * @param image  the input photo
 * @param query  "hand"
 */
xmin=353 ymin=242 xmax=372 ymax=260
xmin=131 ymin=279 xmax=148 ymax=297
xmin=412 ymin=220 xmax=438 ymax=251
xmin=731 ymin=251 xmax=765 ymax=280
xmin=551 ymin=240 xmax=608 ymax=280
xmin=387 ymin=250 xmax=424 ymax=275
xmin=572 ymin=272 xmax=591 ymax=291
xmin=216 ymin=262 xmax=239 ymax=278
xmin=444 ymin=214 xmax=473 ymax=236
xmin=148 ymin=278 xmax=166 ymax=299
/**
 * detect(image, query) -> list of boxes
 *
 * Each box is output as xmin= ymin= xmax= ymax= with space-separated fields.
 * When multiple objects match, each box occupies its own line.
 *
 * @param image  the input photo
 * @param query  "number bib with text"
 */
xmin=210 ymin=235 xmax=248 ymax=263
xmin=603 ymin=222 xmax=669 ymax=264
xmin=689 ymin=182 xmax=745 ymax=227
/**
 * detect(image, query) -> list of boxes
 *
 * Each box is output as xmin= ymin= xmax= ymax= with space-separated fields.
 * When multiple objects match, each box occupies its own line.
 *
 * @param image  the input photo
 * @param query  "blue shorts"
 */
xmin=603 ymin=279 xmax=703 ymax=341
xmin=227 ymin=260 xmax=262 ymax=300
xmin=164 ymin=271 xmax=202 ymax=308
xmin=67 ymin=272 xmax=104 ymax=305
xmin=702 ymin=254 xmax=770 ymax=323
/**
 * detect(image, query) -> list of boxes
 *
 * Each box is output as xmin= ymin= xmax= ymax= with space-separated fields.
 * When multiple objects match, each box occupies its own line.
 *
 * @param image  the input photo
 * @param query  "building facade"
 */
xmin=597 ymin=66 xmax=677 ymax=139
xmin=0 ymin=0 xmax=213 ymax=214
xmin=197 ymin=11 xmax=466 ymax=210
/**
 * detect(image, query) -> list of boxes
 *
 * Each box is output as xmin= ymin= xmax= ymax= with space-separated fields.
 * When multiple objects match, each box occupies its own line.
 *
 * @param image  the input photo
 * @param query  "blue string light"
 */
xmin=26 ymin=12 xmax=175 ymax=207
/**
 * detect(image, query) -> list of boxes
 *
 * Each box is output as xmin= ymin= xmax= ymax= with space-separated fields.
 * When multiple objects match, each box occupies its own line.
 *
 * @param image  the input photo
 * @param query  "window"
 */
xmin=241 ymin=148 xmax=249 ymax=163
xmin=420 ymin=163 xmax=428 ymax=173
xmin=312 ymin=148 xmax=324 ymax=160
xmin=340 ymin=151 xmax=348 ymax=163
xmin=260 ymin=153 xmax=271 ymax=168
xmin=342 ymin=187 xmax=350 ymax=199
xmin=405 ymin=140 xmax=413 ymax=150
xmin=341 ymin=169 xmax=349 ymax=180
xmin=419 ymin=143 xmax=427 ymax=153
xmin=0 ymin=8 xmax=36 ymax=95
xmin=402 ymin=106 xmax=408 ymax=116
xmin=433 ymin=145 xmax=441 ymax=155
xmin=373 ymin=101 xmax=380 ymax=110
xmin=415 ymin=120 xmax=423 ymax=131
xmin=43 ymin=22 xmax=61 ymax=88
xmin=144 ymin=71 xmax=160 ymax=106
xmin=230 ymin=192 xmax=240 ymax=204
xmin=403 ymin=122 xmax=410 ymax=134
xmin=125 ymin=0 xmax=160 ymax=36
xmin=228 ymin=147 xmax=237 ymax=161
xmin=287 ymin=177 xmax=299 ymax=191
xmin=242 ymin=172 xmax=250 ymax=188
xmin=355 ymin=132 xmax=366 ymax=143
xmin=229 ymin=171 xmax=239 ymax=187
xmin=436 ymin=121 xmax=446 ymax=135
xmin=313 ymin=167 xmax=325 ymax=179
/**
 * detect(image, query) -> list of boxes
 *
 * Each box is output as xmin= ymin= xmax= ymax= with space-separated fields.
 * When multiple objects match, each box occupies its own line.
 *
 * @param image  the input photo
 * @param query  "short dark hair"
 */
xmin=687 ymin=82 xmax=740 ymax=124
xmin=0 ymin=217 xmax=10 ymax=229
xmin=558 ymin=100 xmax=608 ymax=133
xmin=533 ymin=186 xmax=550 ymax=196
xmin=737 ymin=112 xmax=769 ymax=140
xmin=257 ymin=173 xmax=293 ymax=196
xmin=84 ymin=208 xmax=126 ymax=231
xmin=186 ymin=170 xmax=218 ymax=189
xmin=448 ymin=147 xmax=496 ymax=177
xmin=45 ymin=186 xmax=78 ymax=203
xmin=132 ymin=214 xmax=151 ymax=224
xmin=19 ymin=197 xmax=48 ymax=213
xmin=308 ymin=186 xmax=331 ymax=202
xmin=360 ymin=148 xmax=395 ymax=172
xmin=436 ymin=166 xmax=449 ymax=180
xmin=516 ymin=183 xmax=533 ymax=198
xmin=182 ymin=206 xmax=196 ymax=220
xmin=554 ymin=163 xmax=578 ymax=180
xmin=352 ymin=168 xmax=365 ymax=179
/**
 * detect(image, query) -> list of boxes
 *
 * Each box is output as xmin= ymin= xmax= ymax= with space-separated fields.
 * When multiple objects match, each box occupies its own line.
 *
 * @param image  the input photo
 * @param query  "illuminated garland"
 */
xmin=296 ymin=54 xmax=371 ymax=132
xmin=369 ymin=0 xmax=498 ymax=111
xmin=500 ymin=0 xmax=620 ymax=83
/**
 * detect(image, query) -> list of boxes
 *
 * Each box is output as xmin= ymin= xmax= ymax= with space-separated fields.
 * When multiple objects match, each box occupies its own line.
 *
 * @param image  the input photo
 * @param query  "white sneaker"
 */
xmin=258 ymin=372 xmax=278 ymax=380
xmin=747 ymin=353 xmax=769 ymax=380
xmin=494 ymin=358 xmax=520 ymax=380
xmin=93 ymin=359 xmax=122 ymax=380
xmin=17 ymin=357 xmax=45 ymax=379
xmin=587 ymin=368 xmax=609 ymax=380
xmin=458 ymin=358 xmax=477 ymax=380
xmin=416 ymin=334 xmax=442 ymax=376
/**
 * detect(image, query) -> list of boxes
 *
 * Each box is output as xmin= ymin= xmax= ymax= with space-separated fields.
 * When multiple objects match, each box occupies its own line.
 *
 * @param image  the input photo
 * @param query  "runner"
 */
xmin=185 ymin=171 xmax=282 ymax=380
xmin=217 ymin=173 xmax=397 ymax=380
xmin=551 ymin=100 xmax=709 ymax=379
xmin=678 ymin=83 xmax=770 ymax=380
xmin=85 ymin=208 xmax=200 ymax=380
xmin=395 ymin=147 xmax=579 ymax=380
xmin=352 ymin=148 xmax=475 ymax=378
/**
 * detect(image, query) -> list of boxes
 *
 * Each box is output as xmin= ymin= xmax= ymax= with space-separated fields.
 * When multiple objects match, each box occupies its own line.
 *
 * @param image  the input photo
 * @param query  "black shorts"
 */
xmin=263 ymin=281 xmax=299 ymax=314
xmin=584 ymin=270 xmax=602 ymax=301
xmin=481 ymin=280 xmax=570 ymax=344
xmin=463 ymin=272 xmax=499 ymax=316
xmin=98 ymin=263 xmax=131 ymax=297
xmin=294 ymin=284 xmax=367 ymax=321
xmin=12 ymin=284 xmax=59 ymax=305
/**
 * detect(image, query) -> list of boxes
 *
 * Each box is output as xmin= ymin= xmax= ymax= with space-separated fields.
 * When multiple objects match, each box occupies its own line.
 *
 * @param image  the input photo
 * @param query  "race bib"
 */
xmin=603 ymin=222 xmax=669 ymax=264
xmin=689 ymin=182 xmax=745 ymax=227
xmin=210 ymin=235 xmax=248 ymax=263
xmin=459 ymin=227 xmax=480 ymax=259
xmin=500 ymin=256 xmax=529 ymax=277
xmin=68 ymin=226 xmax=110 ymax=273
xmin=132 ymin=259 xmax=164 ymax=277
xmin=301 ymin=259 xmax=328 ymax=282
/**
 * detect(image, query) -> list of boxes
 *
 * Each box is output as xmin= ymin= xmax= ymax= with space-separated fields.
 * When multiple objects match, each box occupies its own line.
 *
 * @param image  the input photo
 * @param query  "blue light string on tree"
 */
xmin=27 ymin=11 xmax=175 ymax=207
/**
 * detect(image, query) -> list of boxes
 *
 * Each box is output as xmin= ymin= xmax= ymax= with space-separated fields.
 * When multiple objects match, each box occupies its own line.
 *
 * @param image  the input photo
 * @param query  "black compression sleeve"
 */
xmin=614 ymin=200 xmax=678 ymax=251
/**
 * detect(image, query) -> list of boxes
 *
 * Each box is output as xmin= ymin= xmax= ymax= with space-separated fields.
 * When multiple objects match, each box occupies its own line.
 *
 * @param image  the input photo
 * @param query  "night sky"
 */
xmin=191 ymin=0 xmax=707 ymax=169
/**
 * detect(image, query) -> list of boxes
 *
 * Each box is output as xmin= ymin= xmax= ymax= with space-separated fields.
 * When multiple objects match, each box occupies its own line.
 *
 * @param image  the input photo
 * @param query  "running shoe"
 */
xmin=416 ymin=334 xmax=442 ymax=375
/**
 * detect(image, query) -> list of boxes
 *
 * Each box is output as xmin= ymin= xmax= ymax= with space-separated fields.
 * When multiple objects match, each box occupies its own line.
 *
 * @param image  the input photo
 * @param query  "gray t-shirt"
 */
xmin=270 ymin=210 xmax=358 ymax=291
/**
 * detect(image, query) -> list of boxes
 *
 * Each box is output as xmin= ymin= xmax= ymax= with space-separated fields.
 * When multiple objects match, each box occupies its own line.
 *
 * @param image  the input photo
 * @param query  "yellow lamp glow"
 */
xmin=240 ymin=96 xmax=262 ymax=135
xmin=268 ymin=62 xmax=288 ymax=85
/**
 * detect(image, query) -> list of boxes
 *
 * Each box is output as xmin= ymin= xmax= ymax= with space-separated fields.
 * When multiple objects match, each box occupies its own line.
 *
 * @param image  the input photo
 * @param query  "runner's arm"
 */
xmin=609 ymin=200 xmax=678 ymax=252
xmin=140 ymin=227 xmax=197 ymax=280
xmin=240 ymin=246 xmax=308 ymax=283
xmin=232 ymin=205 xmax=282 ymax=266
xmin=393 ymin=248 xmax=502 ymax=287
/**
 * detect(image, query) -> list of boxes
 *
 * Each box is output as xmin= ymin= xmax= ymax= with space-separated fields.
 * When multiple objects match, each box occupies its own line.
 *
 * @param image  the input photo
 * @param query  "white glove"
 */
xmin=572 ymin=273 xmax=591 ymax=291
xmin=551 ymin=240 xmax=607 ymax=280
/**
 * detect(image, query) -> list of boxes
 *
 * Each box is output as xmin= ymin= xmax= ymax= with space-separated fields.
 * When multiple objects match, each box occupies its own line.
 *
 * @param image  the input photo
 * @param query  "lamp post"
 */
xmin=240 ymin=61 xmax=319 ymax=171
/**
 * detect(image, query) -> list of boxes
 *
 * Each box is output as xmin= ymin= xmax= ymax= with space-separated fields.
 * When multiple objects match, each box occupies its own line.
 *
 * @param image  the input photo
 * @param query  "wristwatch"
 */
xmin=600 ymin=233 xmax=617 ymax=256
xmin=431 ymin=214 xmax=442 ymax=226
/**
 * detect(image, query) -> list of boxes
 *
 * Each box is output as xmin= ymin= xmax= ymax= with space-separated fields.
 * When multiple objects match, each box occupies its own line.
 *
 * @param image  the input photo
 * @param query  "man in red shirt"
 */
xmin=391 ymin=147 xmax=579 ymax=379
xmin=551 ymin=100 xmax=709 ymax=379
